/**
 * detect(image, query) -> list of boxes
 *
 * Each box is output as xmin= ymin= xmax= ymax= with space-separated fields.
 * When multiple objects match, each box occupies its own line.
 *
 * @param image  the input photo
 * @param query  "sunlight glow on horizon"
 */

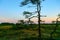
xmin=0 ymin=17 xmax=57 ymax=23
xmin=0 ymin=17 xmax=60 ymax=23
xmin=31 ymin=17 xmax=57 ymax=23
xmin=0 ymin=17 xmax=18 ymax=23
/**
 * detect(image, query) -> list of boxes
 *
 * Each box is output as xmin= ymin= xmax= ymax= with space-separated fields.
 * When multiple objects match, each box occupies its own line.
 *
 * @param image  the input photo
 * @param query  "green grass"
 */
xmin=0 ymin=24 xmax=60 ymax=40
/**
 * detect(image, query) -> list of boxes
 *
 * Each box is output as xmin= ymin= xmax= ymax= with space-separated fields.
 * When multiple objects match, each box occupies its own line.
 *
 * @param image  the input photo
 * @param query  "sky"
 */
xmin=0 ymin=0 xmax=60 ymax=23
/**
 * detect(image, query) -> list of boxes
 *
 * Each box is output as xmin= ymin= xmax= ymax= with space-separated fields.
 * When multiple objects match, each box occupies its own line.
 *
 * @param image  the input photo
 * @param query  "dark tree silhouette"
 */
xmin=23 ymin=11 xmax=32 ymax=24
xmin=18 ymin=20 xmax=24 ymax=24
xmin=20 ymin=0 xmax=44 ymax=40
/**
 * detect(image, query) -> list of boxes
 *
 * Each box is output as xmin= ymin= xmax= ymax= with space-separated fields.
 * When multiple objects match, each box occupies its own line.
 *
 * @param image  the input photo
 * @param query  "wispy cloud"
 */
xmin=31 ymin=17 xmax=57 ymax=23
xmin=0 ymin=16 xmax=59 ymax=23
xmin=0 ymin=17 xmax=18 ymax=23
xmin=41 ymin=17 xmax=57 ymax=23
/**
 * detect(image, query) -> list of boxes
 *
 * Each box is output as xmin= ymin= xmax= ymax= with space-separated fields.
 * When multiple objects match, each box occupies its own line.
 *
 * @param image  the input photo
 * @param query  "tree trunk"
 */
xmin=37 ymin=1 xmax=41 ymax=40
xmin=28 ymin=18 xmax=30 ymax=24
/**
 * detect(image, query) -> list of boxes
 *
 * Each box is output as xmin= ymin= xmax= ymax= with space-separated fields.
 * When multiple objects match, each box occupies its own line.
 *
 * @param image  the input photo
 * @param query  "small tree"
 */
xmin=50 ymin=14 xmax=60 ymax=40
xmin=52 ymin=21 xmax=55 ymax=24
xmin=18 ymin=20 xmax=24 ymax=24
xmin=23 ymin=11 xmax=32 ymax=24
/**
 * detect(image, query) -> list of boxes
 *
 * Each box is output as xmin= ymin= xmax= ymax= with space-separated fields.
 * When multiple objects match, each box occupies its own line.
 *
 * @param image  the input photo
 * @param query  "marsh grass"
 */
xmin=0 ymin=24 xmax=60 ymax=40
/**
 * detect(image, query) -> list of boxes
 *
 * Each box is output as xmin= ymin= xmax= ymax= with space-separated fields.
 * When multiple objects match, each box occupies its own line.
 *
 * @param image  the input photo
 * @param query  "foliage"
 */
xmin=21 ymin=0 xmax=40 ymax=6
xmin=0 ymin=24 xmax=60 ymax=40
xmin=58 ymin=14 xmax=60 ymax=17
xmin=23 ymin=11 xmax=32 ymax=18
xmin=18 ymin=20 xmax=24 ymax=24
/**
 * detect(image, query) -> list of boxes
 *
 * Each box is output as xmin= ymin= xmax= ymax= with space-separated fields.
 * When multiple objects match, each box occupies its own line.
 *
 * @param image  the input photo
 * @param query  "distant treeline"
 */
xmin=0 ymin=22 xmax=60 ymax=25
xmin=0 ymin=23 xmax=15 ymax=25
xmin=41 ymin=23 xmax=60 ymax=25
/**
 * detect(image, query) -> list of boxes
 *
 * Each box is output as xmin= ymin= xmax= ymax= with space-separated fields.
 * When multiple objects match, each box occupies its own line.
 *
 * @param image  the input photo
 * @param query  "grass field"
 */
xmin=0 ymin=23 xmax=60 ymax=40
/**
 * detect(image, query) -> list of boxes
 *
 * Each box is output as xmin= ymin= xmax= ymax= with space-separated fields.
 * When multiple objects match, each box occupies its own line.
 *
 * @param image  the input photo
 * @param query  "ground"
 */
xmin=0 ymin=24 xmax=60 ymax=40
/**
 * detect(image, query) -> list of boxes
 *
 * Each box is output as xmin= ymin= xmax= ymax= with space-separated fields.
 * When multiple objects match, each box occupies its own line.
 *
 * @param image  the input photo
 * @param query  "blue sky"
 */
xmin=0 ymin=0 xmax=60 ymax=23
